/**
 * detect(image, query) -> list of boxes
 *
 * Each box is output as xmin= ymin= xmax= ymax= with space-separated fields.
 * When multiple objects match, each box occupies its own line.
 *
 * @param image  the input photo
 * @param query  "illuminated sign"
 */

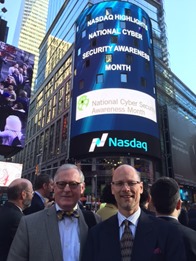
xmin=70 ymin=1 xmax=160 ymax=159
xmin=0 ymin=41 xmax=35 ymax=157
xmin=0 ymin=162 xmax=23 ymax=187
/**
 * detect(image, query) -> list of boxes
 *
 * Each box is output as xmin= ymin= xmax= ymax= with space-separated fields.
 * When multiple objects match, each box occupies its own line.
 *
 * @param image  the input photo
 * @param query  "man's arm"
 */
xmin=7 ymin=217 xmax=29 ymax=261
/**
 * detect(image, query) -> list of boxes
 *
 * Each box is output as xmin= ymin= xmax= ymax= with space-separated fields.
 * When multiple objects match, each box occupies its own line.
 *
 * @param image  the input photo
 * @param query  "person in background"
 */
xmin=82 ymin=164 xmax=186 ymax=261
xmin=0 ymin=115 xmax=23 ymax=147
xmin=7 ymin=164 xmax=101 ymax=261
xmin=151 ymin=177 xmax=196 ymax=260
xmin=23 ymin=174 xmax=54 ymax=215
xmin=139 ymin=184 xmax=155 ymax=216
xmin=96 ymin=183 xmax=118 ymax=220
xmin=0 ymin=178 xmax=33 ymax=261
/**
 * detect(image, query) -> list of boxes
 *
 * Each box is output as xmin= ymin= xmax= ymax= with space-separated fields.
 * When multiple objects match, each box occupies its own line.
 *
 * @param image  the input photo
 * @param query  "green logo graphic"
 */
xmin=77 ymin=95 xmax=89 ymax=111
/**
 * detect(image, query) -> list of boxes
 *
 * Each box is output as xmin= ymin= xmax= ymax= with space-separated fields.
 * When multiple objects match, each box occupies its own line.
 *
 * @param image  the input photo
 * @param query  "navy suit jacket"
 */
xmin=82 ymin=211 xmax=187 ymax=261
xmin=0 ymin=202 xmax=23 ymax=261
xmin=159 ymin=216 xmax=196 ymax=260
xmin=23 ymin=192 xmax=45 ymax=215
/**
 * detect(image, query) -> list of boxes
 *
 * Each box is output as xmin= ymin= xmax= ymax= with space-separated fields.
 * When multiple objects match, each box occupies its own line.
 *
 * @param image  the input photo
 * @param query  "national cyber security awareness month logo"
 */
xmin=89 ymin=133 xmax=148 ymax=153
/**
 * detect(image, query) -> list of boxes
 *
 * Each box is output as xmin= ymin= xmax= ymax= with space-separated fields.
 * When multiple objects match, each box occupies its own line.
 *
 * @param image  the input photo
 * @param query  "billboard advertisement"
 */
xmin=167 ymin=107 xmax=196 ymax=186
xmin=70 ymin=1 xmax=160 ymax=159
xmin=0 ymin=161 xmax=23 ymax=187
xmin=0 ymin=41 xmax=34 ymax=156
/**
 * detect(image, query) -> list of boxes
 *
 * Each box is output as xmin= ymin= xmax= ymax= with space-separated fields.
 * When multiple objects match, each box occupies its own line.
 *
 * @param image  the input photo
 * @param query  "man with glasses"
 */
xmin=82 ymin=164 xmax=187 ymax=261
xmin=7 ymin=164 xmax=101 ymax=261
xmin=0 ymin=178 xmax=33 ymax=261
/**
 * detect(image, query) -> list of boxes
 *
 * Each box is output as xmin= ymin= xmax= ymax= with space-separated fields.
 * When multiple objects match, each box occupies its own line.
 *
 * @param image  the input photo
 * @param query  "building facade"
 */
xmin=13 ymin=0 xmax=196 ymax=201
xmin=13 ymin=0 xmax=49 ymax=89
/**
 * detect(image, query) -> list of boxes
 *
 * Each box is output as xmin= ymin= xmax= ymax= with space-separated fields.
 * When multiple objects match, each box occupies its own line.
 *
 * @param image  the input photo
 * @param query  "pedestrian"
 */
xmin=82 ymin=164 xmax=186 ymax=261
xmin=151 ymin=177 xmax=196 ymax=260
xmin=96 ymin=183 xmax=118 ymax=220
xmin=0 ymin=178 xmax=33 ymax=261
xmin=7 ymin=164 xmax=101 ymax=261
xmin=23 ymin=174 xmax=54 ymax=215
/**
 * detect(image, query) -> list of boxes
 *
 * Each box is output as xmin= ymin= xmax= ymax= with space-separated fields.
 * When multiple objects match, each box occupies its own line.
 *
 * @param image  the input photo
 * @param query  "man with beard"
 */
xmin=0 ymin=178 xmax=33 ymax=261
xmin=82 ymin=164 xmax=187 ymax=261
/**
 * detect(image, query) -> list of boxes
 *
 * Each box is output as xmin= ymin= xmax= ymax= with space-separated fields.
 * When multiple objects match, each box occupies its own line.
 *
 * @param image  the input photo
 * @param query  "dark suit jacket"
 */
xmin=159 ymin=216 xmax=196 ymax=260
xmin=0 ymin=202 xmax=23 ymax=261
xmin=7 ymin=205 xmax=100 ymax=261
xmin=23 ymin=192 xmax=45 ymax=215
xmin=82 ymin=211 xmax=187 ymax=261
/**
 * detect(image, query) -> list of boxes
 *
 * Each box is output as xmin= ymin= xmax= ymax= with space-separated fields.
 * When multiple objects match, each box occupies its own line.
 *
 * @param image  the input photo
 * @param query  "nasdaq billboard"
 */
xmin=70 ymin=1 xmax=160 ymax=159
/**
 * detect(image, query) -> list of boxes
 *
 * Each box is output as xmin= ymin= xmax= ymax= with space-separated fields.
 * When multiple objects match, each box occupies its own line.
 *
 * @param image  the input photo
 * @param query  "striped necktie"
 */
xmin=120 ymin=219 xmax=134 ymax=261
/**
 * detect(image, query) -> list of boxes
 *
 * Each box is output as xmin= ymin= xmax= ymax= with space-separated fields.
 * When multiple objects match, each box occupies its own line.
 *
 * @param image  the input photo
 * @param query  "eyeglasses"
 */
xmin=111 ymin=181 xmax=141 ymax=188
xmin=25 ymin=190 xmax=34 ymax=195
xmin=56 ymin=181 xmax=82 ymax=190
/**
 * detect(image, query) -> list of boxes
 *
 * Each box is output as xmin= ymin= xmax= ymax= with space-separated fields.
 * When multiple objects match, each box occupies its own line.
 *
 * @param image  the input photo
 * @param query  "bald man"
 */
xmin=82 ymin=164 xmax=187 ymax=261
xmin=0 ymin=178 xmax=33 ymax=261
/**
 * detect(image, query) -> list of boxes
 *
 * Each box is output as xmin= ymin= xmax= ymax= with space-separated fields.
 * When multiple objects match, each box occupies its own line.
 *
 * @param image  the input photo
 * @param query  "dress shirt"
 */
xmin=118 ymin=207 xmax=141 ymax=239
xmin=55 ymin=203 xmax=80 ymax=261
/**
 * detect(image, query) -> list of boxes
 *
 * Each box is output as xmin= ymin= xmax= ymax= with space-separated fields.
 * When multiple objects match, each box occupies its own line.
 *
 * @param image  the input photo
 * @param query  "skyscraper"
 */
xmin=14 ymin=0 xmax=49 ymax=89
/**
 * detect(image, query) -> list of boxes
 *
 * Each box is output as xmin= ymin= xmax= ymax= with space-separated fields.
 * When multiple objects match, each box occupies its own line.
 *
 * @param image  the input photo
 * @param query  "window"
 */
xmin=121 ymin=73 xmax=127 ymax=83
xmin=97 ymin=22 xmax=104 ymax=30
xmin=120 ymin=21 xmax=126 ymax=29
xmin=106 ymin=8 xmax=112 ymax=15
xmin=141 ymin=77 xmax=147 ymax=87
xmin=125 ymin=54 xmax=133 ymax=65
xmin=91 ymin=39 xmax=96 ymax=47
xmin=105 ymin=54 xmax=112 ymax=63
xmin=125 ymin=8 xmax=131 ymax=16
xmin=78 ymin=48 xmax=81 ymax=56
xmin=85 ymin=59 xmax=90 ymax=67
xmin=96 ymin=74 xmax=104 ymax=83
xmin=82 ymin=30 xmax=86 ymax=38
xmin=79 ymin=80 xmax=84 ymax=89
xmin=111 ymin=36 xmax=118 ymax=44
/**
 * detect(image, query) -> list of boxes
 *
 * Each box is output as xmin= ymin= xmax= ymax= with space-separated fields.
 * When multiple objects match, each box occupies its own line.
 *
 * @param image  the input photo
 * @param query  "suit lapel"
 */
xmin=132 ymin=211 xmax=158 ymax=261
xmin=45 ymin=206 xmax=63 ymax=261
xmin=78 ymin=208 xmax=89 ymax=260
xmin=102 ymin=215 xmax=122 ymax=260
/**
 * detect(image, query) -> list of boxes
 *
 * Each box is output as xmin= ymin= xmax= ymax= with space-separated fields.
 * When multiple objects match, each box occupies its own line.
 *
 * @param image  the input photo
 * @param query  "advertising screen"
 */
xmin=0 ymin=161 xmax=23 ymax=187
xmin=167 ymin=107 xmax=196 ymax=186
xmin=0 ymin=41 xmax=34 ymax=156
xmin=70 ymin=1 xmax=160 ymax=159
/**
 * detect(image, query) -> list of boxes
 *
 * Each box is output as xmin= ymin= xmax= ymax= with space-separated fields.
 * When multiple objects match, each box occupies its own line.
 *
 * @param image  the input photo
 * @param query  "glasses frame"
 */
xmin=55 ymin=181 xmax=82 ymax=190
xmin=111 ymin=181 xmax=141 ymax=188
xmin=25 ymin=190 xmax=34 ymax=195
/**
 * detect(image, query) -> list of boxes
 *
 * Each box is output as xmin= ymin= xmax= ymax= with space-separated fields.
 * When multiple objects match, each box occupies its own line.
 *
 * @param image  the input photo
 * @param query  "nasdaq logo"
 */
xmin=108 ymin=137 xmax=148 ymax=151
xmin=89 ymin=133 xmax=108 ymax=152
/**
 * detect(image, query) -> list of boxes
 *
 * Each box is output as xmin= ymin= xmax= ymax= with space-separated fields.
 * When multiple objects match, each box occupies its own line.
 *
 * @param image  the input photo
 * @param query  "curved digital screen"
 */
xmin=70 ymin=1 xmax=160 ymax=159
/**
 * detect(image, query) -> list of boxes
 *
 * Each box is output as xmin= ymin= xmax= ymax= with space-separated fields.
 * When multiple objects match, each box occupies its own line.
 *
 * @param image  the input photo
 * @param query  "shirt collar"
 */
xmin=34 ymin=191 xmax=45 ymax=203
xmin=55 ymin=203 xmax=78 ymax=211
xmin=118 ymin=207 xmax=141 ymax=227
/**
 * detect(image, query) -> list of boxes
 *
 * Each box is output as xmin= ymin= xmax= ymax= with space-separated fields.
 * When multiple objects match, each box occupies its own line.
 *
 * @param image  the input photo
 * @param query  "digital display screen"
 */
xmin=0 ymin=41 xmax=34 ymax=156
xmin=70 ymin=1 xmax=160 ymax=159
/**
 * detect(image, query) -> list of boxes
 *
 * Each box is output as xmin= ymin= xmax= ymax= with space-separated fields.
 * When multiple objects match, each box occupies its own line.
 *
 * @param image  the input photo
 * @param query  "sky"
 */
xmin=1 ymin=0 xmax=196 ymax=95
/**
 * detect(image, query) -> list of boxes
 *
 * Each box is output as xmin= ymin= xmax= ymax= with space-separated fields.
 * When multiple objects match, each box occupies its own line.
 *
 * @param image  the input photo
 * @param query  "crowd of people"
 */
xmin=0 ymin=62 xmax=32 ymax=147
xmin=0 ymin=163 xmax=196 ymax=261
